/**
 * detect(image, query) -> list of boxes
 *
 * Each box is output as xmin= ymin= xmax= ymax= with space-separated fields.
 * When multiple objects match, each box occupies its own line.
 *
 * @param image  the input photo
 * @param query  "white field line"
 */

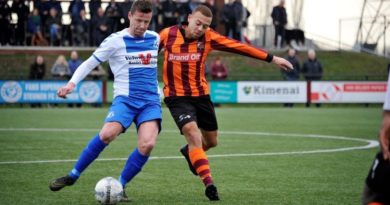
xmin=0 ymin=127 xmax=379 ymax=165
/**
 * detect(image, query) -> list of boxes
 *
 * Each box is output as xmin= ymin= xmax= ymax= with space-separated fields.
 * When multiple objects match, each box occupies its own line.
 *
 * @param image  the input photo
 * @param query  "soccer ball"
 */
xmin=94 ymin=177 xmax=123 ymax=205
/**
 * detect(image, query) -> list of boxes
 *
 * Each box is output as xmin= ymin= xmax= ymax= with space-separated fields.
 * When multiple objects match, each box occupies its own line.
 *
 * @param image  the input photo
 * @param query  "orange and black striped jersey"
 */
xmin=159 ymin=25 xmax=273 ymax=97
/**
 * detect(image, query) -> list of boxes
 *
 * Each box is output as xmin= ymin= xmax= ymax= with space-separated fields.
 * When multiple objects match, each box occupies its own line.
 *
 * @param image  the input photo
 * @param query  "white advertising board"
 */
xmin=237 ymin=81 xmax=307 ymax=103
xmin=310 ymin=81 xmax=386 ymax=103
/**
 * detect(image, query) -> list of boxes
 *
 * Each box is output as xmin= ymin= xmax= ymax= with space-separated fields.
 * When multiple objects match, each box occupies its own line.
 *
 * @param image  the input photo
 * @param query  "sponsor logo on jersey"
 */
xmin=168 ymin=53 xmax=201 ymax=62
xmin=124 ymin=53 xmax=157 ymax=65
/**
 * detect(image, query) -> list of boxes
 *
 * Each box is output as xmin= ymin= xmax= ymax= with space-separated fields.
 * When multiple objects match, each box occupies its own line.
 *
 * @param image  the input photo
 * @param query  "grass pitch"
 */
xmin=0 ymin=107 xmax=382 ymax=204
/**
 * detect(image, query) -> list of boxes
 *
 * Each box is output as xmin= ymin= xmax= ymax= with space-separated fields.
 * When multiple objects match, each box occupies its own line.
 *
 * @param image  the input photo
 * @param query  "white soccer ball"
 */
xmin=94 ymin=177 xmax=123 ymax=205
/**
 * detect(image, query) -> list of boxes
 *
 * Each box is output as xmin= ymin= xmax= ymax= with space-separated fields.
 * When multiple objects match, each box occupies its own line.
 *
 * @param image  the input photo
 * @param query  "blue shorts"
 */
xmin=105 ymin=96 xmax=162 ymax=132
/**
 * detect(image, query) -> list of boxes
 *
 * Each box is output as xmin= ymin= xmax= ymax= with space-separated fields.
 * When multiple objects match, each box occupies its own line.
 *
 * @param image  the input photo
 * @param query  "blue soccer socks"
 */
xmin=119 ymin=148 xmax=149 ymax=187
xmin=68 ymin=135 xmax=108 ymax=180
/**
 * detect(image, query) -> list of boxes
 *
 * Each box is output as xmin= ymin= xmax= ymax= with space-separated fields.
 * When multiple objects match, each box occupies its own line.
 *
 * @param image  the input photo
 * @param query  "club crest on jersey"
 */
xmin=197 ymin=42 xmax=205 ymax=50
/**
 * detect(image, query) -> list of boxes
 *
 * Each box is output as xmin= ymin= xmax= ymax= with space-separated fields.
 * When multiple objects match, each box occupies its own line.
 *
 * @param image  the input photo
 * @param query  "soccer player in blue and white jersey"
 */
xmin=49 ymin=0 xmax=159 ymax=201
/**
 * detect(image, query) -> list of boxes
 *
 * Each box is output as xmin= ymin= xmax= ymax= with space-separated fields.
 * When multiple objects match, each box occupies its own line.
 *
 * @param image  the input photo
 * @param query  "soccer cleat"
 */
xmin=205 ymin=184 xmax=220 ymax=201
xmin=180 ymin=145 xmax=198 ymax=176
xmin=49 ymin=175 xmax=76 ymax=191
xmin=120 ymin=188 xmax=131 ymax=202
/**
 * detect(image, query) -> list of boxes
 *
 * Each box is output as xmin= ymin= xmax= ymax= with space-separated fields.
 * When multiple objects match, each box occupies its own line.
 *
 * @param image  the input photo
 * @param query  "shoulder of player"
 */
xmin=145 ymin=30 xmax=159 ymax=37
xmin=159 ymin=25 xmax=179 ymax=36
xmin=101 ymin=30 xmax=126 ymax=45
xmin=144 ymin=30 xmax=160 ymax=41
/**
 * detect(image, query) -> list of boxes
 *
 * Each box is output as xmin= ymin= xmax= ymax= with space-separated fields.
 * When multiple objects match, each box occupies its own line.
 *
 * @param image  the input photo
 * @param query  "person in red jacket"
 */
xmin=210 ymin=57 xmax=228 ymax=80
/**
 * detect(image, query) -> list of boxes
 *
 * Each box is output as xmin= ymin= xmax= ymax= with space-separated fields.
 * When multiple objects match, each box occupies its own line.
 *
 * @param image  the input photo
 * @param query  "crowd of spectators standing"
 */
xmin=0 ymin=0 xmax=251 ymax=47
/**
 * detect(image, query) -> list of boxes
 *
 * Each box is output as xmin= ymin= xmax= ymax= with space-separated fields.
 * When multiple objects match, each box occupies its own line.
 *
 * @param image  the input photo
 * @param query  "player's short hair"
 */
xmin=130 ymin=0 xmax=153 ymax=14
xmin=193 ymin=5 xmax=213 ymax=18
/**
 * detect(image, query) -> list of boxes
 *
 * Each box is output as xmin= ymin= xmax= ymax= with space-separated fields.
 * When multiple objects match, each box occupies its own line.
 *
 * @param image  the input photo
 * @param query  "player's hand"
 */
xmin=57 ymin=82 xmax=76 ymax=99
xmin=272 ymin=56 xmax=294 ymax=71
xmin=380 ymin=111 xmax=390 ymax=160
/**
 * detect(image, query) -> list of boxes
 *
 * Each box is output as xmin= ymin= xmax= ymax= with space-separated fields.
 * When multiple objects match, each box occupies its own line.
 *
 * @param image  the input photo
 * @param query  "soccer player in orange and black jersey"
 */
xmin=159 ymin=5 xmax=293 ymax=201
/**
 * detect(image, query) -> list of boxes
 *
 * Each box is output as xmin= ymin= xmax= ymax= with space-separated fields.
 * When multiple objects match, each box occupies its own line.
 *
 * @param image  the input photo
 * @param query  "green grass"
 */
xmin=0 ymin=107 xmax=383 ymax=204
xmin=0 ymin=50 xmax=388 ymax=81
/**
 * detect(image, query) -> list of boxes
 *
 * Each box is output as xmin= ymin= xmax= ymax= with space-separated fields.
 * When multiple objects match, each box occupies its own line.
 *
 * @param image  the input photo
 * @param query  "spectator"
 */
xmin=230 ymin=0 xmax=250 ymax=41
xmin=11 ymin=0 xmax=29 ymax=45
xmin=161 ymin=0 xmax=178 ymax=28
xmin=149 ymin=0 xmax=160 ymax=31
xmin=282 ymin=48 xmax=300 ymax=107
xmin=202 ymin=0 xmax=217 ymax=30
xmin=27 ymin=8 xmax=48 ymax=46
xmin=120 ymin=0 xmax=133 ymax=31
xmin=210 ymin=57 xmax=228 ymax=80
xmin=29 ymin=55 xmax=46 ymax=80
xmin=88 ymin=65 xmax=106 ymax=80
xmin=92 ymin=7 xmax=110 ymax=46
xmin=45 ymin=7 xmax=62 ymax=46
xmin=282 ymin=48 xmax=300 ymax=81
xmin=69 ymin=0 xmax=85 ymax=24
xmin=271 ymin=0 xmax=287 ymax=49
xmin=178 ymin=0 xmax=198 ymax=23
xmin=29 ymin=55 xmax=46 ymax=108
xmin=39 ymin=0 xmax=62 ymax=27
xmin=51 ymin=55 xmax=70 ymax=80
xmin=105 ymin=0 xmax=123 ymax=33
xmin=68 ymin=50 xmax=82 ymax=76
xmin=88 ymin=0 xmax=101 ymax=19
xmin=302 ymin=49 xmax=323 ymax=107
xmin=71 ymin=9 xmax=90 ymax=46
xmin=0 ymin=0 xmax=11 ymax=45
xmin=220 ymin=0 xmax=233 ymax=37
xmin=68 ymin=50 xmax=83 ymax=108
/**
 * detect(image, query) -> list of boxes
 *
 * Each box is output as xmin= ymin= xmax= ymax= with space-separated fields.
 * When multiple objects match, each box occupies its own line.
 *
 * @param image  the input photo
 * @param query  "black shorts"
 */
xmin=365 ymin=152 xmax=390 ymax=203
xmin=164 ymin=95 xmax=218 ymax=132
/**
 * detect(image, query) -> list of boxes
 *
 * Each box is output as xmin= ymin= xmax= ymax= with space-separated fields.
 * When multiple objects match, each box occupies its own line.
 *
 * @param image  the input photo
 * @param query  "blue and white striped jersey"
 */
xmin=70 ymin=28 xmax=160 ymax=102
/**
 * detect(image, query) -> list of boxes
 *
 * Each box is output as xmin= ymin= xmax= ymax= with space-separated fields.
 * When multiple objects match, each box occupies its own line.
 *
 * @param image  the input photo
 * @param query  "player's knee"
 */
xmin=99 ymin=131 xmax=118 ymax=144
xmin=182 ymin=125 xmax=198 ymax=138
xmin=138 ymin=140 xmax=156 ymax=154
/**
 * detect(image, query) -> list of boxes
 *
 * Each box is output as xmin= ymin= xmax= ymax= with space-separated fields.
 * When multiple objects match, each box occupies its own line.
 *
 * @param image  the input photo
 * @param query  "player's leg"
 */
xmin=164 ymin=96 xmax=219 ymax=200
xmin=201 ymin=130 xmax=218 ymax=151
xmin=118 ymin=120 xmax=160 ymax=186
xmin=49 ymin=97 xmax=132 ymax=192
xmin=362 ymin=152 xmax=390 ymax=205
xmin=165 ymin=96 xmax=199 ymax=175
xmin=49 ymin=122 xmax=123 ymax=191
xmin=181 ymin=122 xmax=219 ymax=201
xmin=118 ymin=102 xmax=161 ymax=201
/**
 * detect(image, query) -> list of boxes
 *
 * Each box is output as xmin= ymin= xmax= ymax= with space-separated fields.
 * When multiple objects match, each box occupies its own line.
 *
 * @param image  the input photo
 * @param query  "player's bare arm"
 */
xmin=380 ymin=111 xmax=390 ymax=160
xmin=57 ymin=82 xmax=76 ymax=98
xmin=272 ymin=55 xmax=294 ymax=71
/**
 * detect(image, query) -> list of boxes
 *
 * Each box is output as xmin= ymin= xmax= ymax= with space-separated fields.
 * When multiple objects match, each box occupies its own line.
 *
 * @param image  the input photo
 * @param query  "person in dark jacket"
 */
xmin=302 ymin=49 xmax=323 ymax=107
xmin=29 ymin=55 xmax=46 ymax=80
xmin=282 ymin=48 xmax=300 ymax=107
xmin=302 ymin=49 xmax=322 ymax=81
xmin=282 ymin=48 xmax=300 ymax=81
xmin=271 ymin=0 xmax=287 ymax=48
xmin=29 ymin=55 xmax=46 ymax=108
